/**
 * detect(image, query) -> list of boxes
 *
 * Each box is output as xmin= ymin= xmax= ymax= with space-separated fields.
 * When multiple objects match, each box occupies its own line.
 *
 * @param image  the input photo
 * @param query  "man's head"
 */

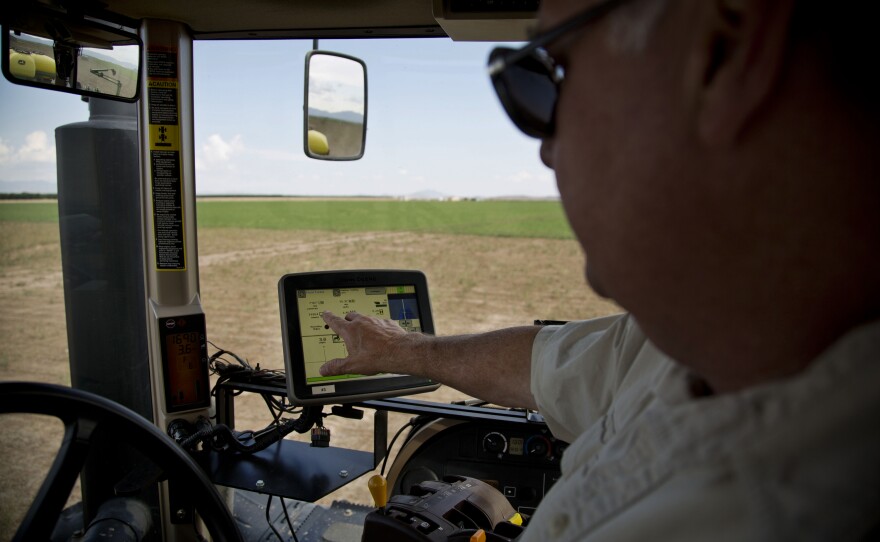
xmin=493 ymin=0 xmax=880 ymax=390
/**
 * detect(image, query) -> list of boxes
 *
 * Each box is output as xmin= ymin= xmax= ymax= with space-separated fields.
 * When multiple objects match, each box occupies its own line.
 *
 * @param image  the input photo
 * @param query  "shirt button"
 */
xmin=549 ymin=513 xmax=570 ymax=538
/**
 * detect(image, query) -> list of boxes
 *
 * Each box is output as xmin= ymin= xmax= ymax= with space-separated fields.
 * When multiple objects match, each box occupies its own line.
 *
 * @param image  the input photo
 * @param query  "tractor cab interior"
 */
xmin=0 ymin=1 xmax=573 ymax=541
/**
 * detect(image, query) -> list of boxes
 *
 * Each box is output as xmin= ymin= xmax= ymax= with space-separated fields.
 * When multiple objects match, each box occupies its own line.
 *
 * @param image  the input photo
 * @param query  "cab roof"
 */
xmin=71 ymin=0 xmax=538 ymax=41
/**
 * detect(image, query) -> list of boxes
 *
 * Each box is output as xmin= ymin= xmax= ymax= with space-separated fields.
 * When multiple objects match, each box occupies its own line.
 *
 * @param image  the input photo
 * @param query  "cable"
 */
xmin=380 ymin=419 xmax=415 ymax=476
xmin=379 ymin=413 xmax=441 ymax=476
xmin=207 ymin=344 xmax=302 ymax=440
xmin=279 ymin=497 xmax=301 ymax=542
xmin=265 ymin=495 xmax=285 ymax=541
xmin=167 ymin=344 xmax=323 ymax=455
xmin=179 ymin=407 xmax=323 ymax=454
xmin=265 ymin=495 xmax=302 ymax=542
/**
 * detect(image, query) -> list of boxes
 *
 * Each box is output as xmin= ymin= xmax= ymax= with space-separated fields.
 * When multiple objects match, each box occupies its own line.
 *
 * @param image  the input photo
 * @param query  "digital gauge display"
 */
xmin=159 ymin=313 xmax=210 ymax=412
xmin=279 ymin=270 xmax=439 ymax=405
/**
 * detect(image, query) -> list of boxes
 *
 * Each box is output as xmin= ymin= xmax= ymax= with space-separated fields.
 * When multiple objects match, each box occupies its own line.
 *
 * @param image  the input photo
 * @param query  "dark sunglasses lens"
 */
xmin=490 ymin=48 xmax=557 ymax=138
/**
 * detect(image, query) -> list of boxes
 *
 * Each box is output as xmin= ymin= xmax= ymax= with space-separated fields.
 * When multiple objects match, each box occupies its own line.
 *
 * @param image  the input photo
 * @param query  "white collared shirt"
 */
xmin=524 ymin=314 xmax=880 ymax=541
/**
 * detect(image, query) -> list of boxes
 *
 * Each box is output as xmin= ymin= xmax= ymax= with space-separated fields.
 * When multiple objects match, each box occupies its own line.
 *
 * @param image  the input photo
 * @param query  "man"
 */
xmin=321 ymin=0 xmax=880 ymax=539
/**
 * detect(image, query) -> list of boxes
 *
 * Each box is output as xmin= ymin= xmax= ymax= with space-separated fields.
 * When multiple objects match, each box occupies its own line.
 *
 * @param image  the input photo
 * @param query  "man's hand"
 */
xmin=319 ymin=311 xmax=417 ymax=377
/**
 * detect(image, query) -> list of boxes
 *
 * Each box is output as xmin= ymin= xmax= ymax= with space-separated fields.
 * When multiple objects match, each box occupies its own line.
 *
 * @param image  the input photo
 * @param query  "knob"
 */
xmin=553 ymin=441 xmax=568 ymax=460
xmin=482 ymin=432 xmax=507 ymax=455
xmin=368 ymin=474 xmax=387 ymax=509
xmin=525 ymin=435 xmax=551 ymax=458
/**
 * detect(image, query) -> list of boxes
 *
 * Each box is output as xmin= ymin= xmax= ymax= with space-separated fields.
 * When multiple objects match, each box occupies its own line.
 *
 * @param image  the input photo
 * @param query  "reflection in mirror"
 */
xmin=304 ymin=51 xmax=367 ymax=161
xmin=4 ymin=28 xmax=140 ymax=101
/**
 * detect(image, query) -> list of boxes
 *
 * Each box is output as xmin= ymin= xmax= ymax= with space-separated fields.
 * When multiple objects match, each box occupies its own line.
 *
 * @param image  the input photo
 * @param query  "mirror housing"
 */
xmin=304 ymin=50 xmax=367 ymax=161
xmin=2 ymin=3 xmax=141 ymax=102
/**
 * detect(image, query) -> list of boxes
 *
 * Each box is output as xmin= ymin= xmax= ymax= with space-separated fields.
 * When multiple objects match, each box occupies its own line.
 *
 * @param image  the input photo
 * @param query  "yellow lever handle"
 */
xmin=368 ymin=474 xmax=388 ymax=509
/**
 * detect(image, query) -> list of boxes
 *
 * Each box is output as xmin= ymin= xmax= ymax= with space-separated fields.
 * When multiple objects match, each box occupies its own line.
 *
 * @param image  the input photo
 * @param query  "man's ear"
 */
xmin=689 ymin=0 xmax=796 ymax=146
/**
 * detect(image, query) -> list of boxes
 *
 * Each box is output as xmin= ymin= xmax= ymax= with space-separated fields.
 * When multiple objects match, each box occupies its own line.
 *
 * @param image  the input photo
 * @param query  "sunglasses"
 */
xmin=488 ymin=0 xmax=636 ymax=139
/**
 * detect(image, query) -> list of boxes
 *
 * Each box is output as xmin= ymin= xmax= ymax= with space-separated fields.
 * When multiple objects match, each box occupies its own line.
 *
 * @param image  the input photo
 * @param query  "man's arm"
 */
xmin=320 ymin=311 xmax=540 ymax=410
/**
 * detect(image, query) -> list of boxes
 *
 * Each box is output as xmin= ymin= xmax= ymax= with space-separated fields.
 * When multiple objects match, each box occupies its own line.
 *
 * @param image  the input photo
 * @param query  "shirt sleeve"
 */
xmin=530 ymin=313 xmax=657 ymax=443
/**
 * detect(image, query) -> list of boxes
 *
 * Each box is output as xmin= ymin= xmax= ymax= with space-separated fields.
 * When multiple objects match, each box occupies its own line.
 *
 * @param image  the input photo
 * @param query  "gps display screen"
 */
xmin=297 ymin=285 xmax=423 ymax=385
xmin=279 ymin=270 xmax=439 ymax=405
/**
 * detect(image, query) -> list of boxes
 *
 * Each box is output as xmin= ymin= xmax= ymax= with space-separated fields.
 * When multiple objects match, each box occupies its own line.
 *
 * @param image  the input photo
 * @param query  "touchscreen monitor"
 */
xmin=279 ymin=270 xmax=439 ymax=405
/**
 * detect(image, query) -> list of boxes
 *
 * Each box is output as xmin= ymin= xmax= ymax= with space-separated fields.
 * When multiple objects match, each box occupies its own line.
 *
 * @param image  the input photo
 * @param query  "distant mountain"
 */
xmin=405 ymin=190 xmax=448 ymax=200
xmin=308 ymin=107 xmax=363 ymax=124
xmin=0 ymin=180 xmax=57 ymax=194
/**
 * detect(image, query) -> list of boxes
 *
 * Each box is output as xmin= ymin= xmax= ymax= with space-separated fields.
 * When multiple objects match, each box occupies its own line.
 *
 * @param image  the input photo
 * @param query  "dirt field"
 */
xmin=0 ymin=221 xmax=619 ymax=538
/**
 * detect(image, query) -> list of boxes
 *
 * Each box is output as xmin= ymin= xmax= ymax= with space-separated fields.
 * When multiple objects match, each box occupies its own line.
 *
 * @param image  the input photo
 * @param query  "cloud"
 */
xmin=200 ymin=133 xmax=243 ymax=167
xmin=196 ymin=133 xmax=306 ymax=171
xmin=194 ymin=133 xmax=311 ymax=194
xmin=0 ymin=131 xmax=56 ymax=164
xmin=196 ymin=134 xmax=245 ymax=169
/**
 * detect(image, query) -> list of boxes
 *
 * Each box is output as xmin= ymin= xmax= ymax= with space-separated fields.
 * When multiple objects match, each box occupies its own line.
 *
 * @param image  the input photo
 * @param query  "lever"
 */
xmin=368 ymin=474 xmax=387 ymax=510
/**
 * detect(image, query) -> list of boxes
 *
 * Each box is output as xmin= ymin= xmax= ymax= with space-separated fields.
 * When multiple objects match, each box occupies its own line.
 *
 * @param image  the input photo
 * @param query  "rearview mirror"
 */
xmin=2 ymin=6 xmax=141 ymax=102
xmin=304 ymin=51 xmax=367 ymax=161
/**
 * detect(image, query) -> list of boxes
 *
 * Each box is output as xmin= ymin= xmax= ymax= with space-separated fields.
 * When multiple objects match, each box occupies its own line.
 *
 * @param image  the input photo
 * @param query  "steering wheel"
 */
xmin=0 ymin=381 xmax=242 ymax=542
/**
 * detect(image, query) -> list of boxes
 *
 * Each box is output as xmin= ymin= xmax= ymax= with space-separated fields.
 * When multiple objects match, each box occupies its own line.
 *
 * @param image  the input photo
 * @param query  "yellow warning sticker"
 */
xmin=149 ymin=124 xmax=180 ymax=151
xmin=147 ymin=51 xmax=186 ymax=271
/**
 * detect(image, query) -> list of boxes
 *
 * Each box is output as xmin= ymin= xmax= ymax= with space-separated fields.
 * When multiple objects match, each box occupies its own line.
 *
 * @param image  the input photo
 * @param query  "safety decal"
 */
xmin=147 ymin=48 xmax=186 ymax=271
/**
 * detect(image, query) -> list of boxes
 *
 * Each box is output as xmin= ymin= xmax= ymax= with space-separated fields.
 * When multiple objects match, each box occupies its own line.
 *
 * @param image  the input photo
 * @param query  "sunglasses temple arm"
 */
xmin=487 ymin=58 xmax=507 ymax=77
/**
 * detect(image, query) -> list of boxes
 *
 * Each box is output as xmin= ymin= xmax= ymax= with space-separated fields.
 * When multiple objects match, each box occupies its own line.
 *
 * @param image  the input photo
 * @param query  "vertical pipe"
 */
xmin=56 ymin=97 xmax=158 ymax=527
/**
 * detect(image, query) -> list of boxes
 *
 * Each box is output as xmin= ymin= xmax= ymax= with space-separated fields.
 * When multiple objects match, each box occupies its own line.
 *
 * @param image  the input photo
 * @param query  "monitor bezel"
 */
xmin=279 ymin=269 xmax=439 ymax=405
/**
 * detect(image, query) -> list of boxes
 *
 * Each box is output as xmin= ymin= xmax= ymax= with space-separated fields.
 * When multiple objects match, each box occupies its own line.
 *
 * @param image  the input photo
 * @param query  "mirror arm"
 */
xmin=53 ymin=42 xmax=80 ymax=85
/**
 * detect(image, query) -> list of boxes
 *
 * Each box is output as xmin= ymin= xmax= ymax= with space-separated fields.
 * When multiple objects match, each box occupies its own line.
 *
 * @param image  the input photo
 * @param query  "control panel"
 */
xmin=480 ymin=430 xmax=567 ymax=463
xmin=388 ymin=419 xmax=567 ymax=515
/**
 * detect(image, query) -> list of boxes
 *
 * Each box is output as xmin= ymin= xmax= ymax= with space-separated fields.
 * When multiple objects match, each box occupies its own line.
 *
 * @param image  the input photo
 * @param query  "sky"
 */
xmin=0 ymin=38 xmax=558 ymax=199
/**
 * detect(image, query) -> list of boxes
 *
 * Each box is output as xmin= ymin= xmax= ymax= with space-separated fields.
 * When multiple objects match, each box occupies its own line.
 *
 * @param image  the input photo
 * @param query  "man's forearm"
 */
xmin=411 ymin=326 xmax=541 ymax=410
xmin=320 ymin=311 xmax=540 ymax=410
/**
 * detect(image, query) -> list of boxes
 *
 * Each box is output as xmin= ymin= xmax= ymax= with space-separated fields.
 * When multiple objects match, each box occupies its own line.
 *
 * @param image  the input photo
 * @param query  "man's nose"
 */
xmin=540 ymin=138 xmax=555 ymax=168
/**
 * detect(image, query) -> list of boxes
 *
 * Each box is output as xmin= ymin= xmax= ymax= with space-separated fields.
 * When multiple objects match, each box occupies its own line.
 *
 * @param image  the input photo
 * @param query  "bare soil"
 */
xmin=0 ymin=222 xmax=619 ymax=538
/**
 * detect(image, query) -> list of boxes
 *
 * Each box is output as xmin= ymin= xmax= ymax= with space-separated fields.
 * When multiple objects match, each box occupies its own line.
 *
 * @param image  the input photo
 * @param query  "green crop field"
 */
xmin=0 ymin=199 xmax=574 ymax=239
xmin=0 ymin=202 xmax=60 ymax=222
